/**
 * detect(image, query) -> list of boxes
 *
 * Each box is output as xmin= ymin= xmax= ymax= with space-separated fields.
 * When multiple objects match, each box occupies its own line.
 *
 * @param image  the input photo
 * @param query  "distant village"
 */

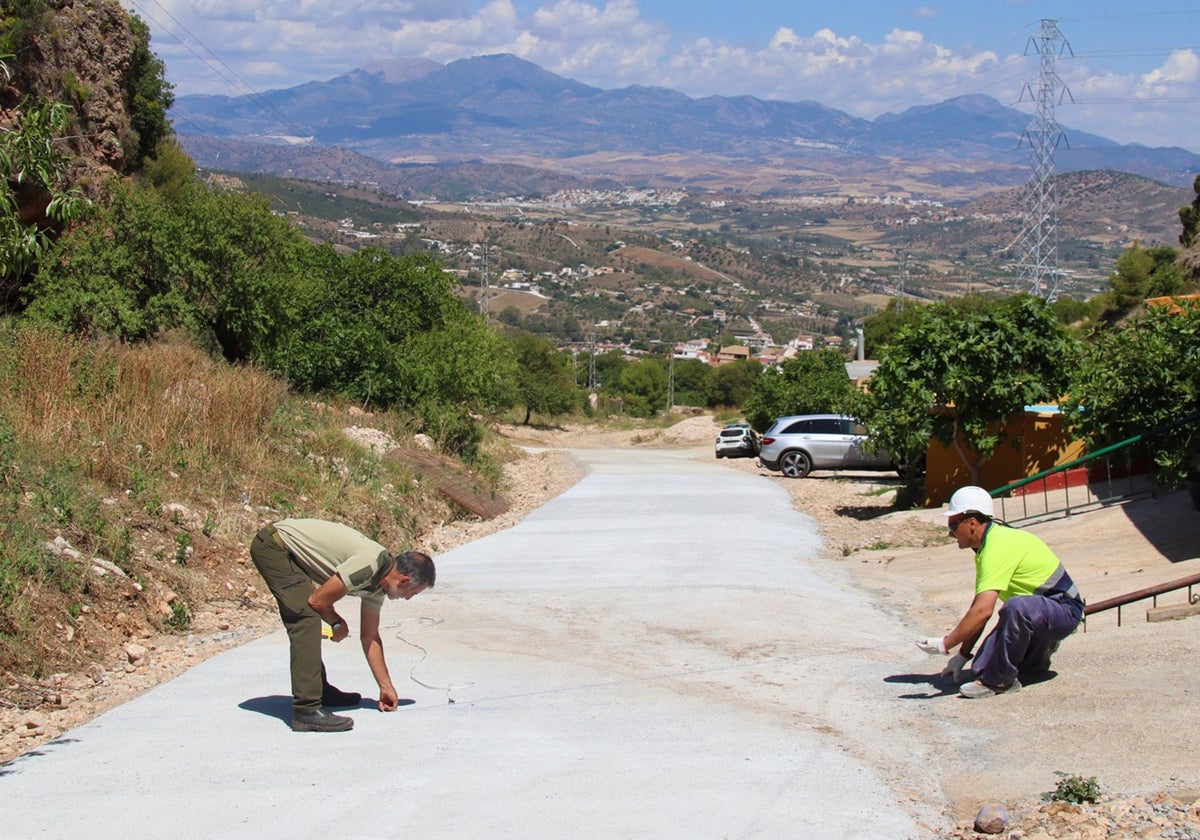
xmin=284 ymin=184 xmax=1040 ymax=373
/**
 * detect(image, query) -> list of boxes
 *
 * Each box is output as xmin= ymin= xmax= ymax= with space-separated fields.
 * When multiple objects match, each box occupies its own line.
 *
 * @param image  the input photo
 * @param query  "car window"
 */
xmin=848 ymin=420 xmax=869 ymax=436
xmin=810 ymin=418 xmax=842 ymax=434
xmin=782 ymin=419 xmax=812 ymax=434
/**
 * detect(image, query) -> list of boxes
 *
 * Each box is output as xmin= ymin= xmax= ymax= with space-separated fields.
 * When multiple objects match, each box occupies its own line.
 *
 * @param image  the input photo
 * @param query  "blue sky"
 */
xmin=119 ymin=1 xmax=1200 ymax=151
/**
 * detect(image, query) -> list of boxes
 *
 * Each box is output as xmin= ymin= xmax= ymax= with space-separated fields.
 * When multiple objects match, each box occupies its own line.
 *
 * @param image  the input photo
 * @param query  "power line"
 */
xmin=123 ymin=0 xmax=310 ymax=139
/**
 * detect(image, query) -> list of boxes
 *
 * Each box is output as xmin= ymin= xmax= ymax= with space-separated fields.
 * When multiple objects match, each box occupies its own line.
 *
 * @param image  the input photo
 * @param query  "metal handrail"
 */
xmin=1082 ymin=572 xmax=1200 ymax=628
xmin=990 ymin=409 xmax=1200 ymax=525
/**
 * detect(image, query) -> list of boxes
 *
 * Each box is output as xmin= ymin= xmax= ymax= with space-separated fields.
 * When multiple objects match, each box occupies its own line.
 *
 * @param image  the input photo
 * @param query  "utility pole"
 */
xmin=586 ymin=331 xmax=597 ymax=390
xmin=1017 ymin=18 xmax=1072 ymax=301
xmin=667 ymin=350 xmax=675 ymax=410
xmin=479 ymin=244 xmax=491 ymax=325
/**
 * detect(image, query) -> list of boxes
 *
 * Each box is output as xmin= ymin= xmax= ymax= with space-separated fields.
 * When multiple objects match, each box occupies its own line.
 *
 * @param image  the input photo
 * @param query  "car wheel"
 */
xmin=779 ymin=451 xmax=812 ymax=478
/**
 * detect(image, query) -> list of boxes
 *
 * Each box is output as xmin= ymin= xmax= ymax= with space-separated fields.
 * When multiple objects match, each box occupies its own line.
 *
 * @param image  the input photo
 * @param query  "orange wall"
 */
xmin=923 ymin=411 xmax=1086 ymax=507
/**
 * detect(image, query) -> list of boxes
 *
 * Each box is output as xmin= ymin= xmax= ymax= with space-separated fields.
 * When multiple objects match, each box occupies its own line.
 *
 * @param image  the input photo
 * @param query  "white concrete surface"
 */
xmin=0 ymin=448 xmax=949 ymax=838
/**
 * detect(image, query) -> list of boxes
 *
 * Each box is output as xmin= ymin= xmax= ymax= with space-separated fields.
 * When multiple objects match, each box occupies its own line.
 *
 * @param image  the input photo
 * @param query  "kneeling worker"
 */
xmin=917 ymin=486 xmax=1084 ymax=699
xmin=249 ymin=518 xmax=436 ymax=731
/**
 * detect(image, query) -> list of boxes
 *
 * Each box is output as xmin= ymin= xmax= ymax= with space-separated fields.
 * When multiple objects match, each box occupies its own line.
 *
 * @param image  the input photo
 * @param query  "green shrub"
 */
xmin=164 ymin=599 xmax=192 ymax=631
xmin=1043 ymin=772 xmax=1102 ymax=804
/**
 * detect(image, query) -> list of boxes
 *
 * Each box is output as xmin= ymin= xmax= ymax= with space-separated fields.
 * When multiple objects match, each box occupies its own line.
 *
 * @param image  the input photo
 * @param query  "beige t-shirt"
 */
xmin=273 ymin=518 xmax=391 ymax=609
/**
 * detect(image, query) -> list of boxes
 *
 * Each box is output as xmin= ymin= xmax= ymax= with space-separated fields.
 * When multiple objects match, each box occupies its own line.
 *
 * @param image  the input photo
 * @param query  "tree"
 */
xmin=266 ymin=248 xmax=469 ymax=404
xmin=862 ymin=298 xmax=920 ymax=356
xmin=742 ymin=350 xmax=853 ymax=430
xmin=706 ymin=358 xmax=761 ymax=410
xmin=124 ymin=14 xmax=175 ymax=167
xmin=1 ymin=80 xmax=90 ymax=294
xmin=616 ymin=358 xmax=668 ymax=417
xmin=511 ymin=332 xmax=578 ymax=424
xmin=23 ymin=178 xmax=304 ymax=360
xmin=1062 ymin=299 xmax=1200 ymax=486
xmin=1099 ymin=244 xmax=1184 ymax=321
xmin=858 ymin=295 xmax=1078 ymax=486
xmin=1180 ymin=174 xmax=1200 ymax=248
xmin=671 ymin=358 xmax=712 ymax=407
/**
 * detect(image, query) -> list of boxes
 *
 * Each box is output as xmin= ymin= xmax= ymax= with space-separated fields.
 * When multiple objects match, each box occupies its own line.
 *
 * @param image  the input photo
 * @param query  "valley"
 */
xmin=224 ymin=167 xmax=1193 ymax=355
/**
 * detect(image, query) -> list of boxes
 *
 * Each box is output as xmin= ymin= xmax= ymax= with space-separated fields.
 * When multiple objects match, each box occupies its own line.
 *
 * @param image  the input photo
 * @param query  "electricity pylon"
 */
xmin=1017 ymin=19 xmax=1073 ymax=301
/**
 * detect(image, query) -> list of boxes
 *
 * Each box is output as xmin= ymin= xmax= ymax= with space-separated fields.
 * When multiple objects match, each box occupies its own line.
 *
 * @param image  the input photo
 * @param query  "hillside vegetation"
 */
xmin=0 ymin=325 xmax=475 ymax=678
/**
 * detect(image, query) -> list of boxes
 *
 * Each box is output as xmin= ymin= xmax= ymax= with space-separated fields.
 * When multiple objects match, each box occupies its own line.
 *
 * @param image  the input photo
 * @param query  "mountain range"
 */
xmin=172 ymin=53 xmax=1200 ymax=200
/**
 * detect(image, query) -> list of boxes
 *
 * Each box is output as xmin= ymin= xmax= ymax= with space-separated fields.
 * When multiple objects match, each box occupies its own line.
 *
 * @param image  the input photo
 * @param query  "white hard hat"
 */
xmin=945 ymin=485 xmax=995 ymax=518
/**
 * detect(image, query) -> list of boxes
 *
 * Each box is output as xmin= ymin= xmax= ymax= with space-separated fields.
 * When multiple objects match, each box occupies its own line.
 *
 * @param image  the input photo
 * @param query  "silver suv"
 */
xmin=757 ymin=414 xmax=893 ymax=478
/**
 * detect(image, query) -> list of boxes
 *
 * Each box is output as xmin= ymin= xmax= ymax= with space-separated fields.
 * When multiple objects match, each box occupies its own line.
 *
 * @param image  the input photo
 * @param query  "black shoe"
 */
xmin=321 ymin=685 xmax=362 ymax=707
xmin=292 ymin=708 xmax=354 ymax=732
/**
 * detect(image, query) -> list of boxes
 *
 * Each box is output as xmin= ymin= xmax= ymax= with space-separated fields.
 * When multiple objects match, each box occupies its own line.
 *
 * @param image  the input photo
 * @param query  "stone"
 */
xmin=974 ymin=804 xmax=1010 ymax=834
xmin=122 ymin=642 xmax=148 ymax=664
xmin=969 ymin=807 xmax=1010 ymax=835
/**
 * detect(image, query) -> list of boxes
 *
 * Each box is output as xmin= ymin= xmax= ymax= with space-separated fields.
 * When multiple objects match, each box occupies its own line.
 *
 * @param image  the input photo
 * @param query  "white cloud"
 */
xmin=1142 ymin=50 xmax=1200 ymax=87
xmin=124 ymin=0 xmax=1200 ymax=149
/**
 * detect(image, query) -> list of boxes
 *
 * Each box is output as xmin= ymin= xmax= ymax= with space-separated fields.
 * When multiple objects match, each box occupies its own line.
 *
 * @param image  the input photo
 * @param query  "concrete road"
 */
xmin=0 ymin=448 xmax=948 ymax=838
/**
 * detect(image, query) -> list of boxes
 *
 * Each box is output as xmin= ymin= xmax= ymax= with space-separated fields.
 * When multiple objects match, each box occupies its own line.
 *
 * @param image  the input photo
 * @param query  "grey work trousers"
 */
xmin=249 ymin=525 xmax=325 ymax=714
xmin=973 ymin=594 xmax=1083 ymax=688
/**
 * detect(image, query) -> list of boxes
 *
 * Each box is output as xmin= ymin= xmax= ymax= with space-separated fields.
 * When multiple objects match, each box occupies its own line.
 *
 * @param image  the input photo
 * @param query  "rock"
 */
xmin=166 ymin=501 xmax=200 ymax=528
xmin=89 ymin=556 xmax=127 ymax=577
xmin=122 ymin=642 xmax=148 ymax=664
xmin=1045 ymin=801 xmax=1081 ymax=816
xmin=20 ymin=712 xmax=47 ymax=736
xmin=974 ymin=804 xmax=1009 ymax=834
xmin=44 ymin=537 xmax=82 ymax=559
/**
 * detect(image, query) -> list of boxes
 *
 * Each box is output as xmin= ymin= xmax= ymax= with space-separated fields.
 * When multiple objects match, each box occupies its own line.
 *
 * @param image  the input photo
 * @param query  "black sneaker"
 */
xmin=292 ymin=708 xmax=354 ymax=732
xmin=321 ymin=685 xmax=362 ymax=707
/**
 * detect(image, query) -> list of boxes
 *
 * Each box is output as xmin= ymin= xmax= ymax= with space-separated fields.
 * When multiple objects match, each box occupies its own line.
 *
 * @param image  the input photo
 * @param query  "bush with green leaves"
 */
xmin=706 ymin=357 xmax=762 ymax=413
xmin=24 ymin=178 xmax=307 ymax=357
xmin=1043 ymin=772 xmax=1102 ymax=804
xmin=1 ymin=79 xmax=91 ymax=286
xmin=1096 ymin=243 xmax=1185 ymax=323
xmin=1063 ymin=298 xmax=1200 ymax=486
xmin=742 ymin=349 xmax=856 ymax=431
xmin=858 ymin=294 xmax=1078 ymax=486
xmin=510 ymin=332 xmax=579 ymax=424
xmin=615 ymin=358 xmax=669 ymax=418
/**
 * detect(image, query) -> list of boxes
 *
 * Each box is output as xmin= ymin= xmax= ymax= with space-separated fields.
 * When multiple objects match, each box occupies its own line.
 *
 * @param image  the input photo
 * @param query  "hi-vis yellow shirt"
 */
xmin=975 ymin=522 xmax=1080 ymax=603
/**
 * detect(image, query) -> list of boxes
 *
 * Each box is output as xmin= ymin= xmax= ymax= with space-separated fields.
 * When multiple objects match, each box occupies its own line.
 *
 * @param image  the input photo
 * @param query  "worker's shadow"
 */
xmin=240 ymin=695 xmax=415 ymax=725
xmin=885 ymin=672 xmax=964 ymax=699
xmin=886 ymin=670 xmax=1058 ymax=699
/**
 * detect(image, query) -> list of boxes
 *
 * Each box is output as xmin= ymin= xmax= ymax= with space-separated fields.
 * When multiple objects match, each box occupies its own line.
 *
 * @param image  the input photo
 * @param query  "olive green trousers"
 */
xmin=249 ymin=525 xmax=324 ymax=714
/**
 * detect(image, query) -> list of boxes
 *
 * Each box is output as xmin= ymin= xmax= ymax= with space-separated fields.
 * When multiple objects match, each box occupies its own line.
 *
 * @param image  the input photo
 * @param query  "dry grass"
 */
xmin=6 ymin=329 xmax=287 ymax=495
xmin=0 ymin=325 xmax=456 ymax=677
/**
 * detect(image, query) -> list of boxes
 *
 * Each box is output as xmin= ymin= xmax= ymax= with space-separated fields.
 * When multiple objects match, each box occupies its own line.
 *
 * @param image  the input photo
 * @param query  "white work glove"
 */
xmin=940 ymin=652 xmax=972 ymax=682
xmin=915 ymin=636 xmax=948 ymax=655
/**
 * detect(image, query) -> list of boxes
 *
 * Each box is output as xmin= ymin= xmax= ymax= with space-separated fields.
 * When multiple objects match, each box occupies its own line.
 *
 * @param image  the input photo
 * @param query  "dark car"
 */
xmin=714 ymin=424 xmax=760 ymax=459
xmin=756 ymin=414 xmax=893 ymax=478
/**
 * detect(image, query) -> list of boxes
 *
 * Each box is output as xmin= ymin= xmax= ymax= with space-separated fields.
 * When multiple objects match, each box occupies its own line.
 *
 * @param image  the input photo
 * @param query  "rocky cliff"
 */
xmin=2 ymin=0 xmax=145 ymax=197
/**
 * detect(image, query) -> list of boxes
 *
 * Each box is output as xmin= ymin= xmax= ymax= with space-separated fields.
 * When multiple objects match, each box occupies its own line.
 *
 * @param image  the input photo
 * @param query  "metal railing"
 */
xmin=1083 ymin=572 xmax=1200 ymax=628
xmin=991 ymin=410 xmax=1200 ymax=526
